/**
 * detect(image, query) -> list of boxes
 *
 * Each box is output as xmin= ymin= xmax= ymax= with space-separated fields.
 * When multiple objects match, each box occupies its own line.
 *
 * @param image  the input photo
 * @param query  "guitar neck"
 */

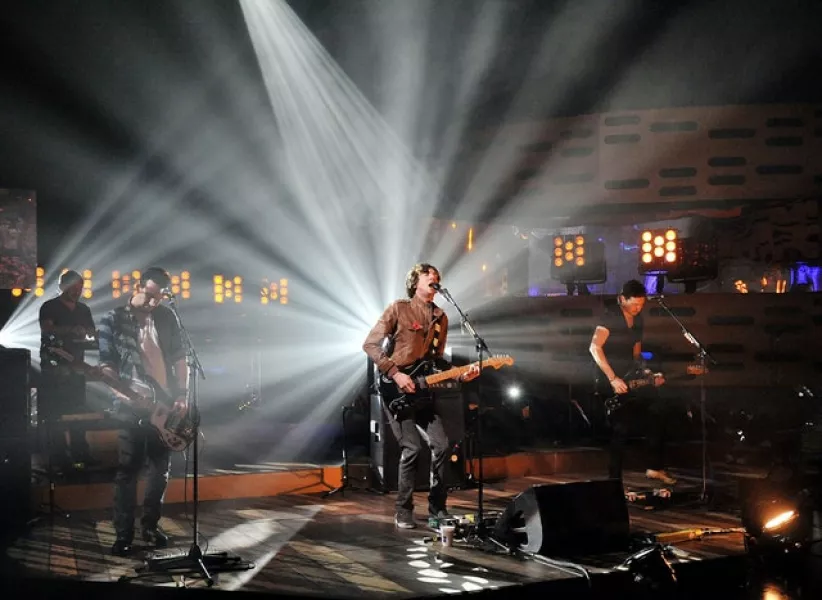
xmin=425 ymin=362 xmax=478 ymax=385
xmin=628 ymin=378 xmax=651 ymax=390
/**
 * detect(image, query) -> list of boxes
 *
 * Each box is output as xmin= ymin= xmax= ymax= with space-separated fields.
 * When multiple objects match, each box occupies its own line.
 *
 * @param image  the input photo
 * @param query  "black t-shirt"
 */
xmin=39 ymin=297 xmax=95 ymax=369
xmin=594 ymin=304 xmax=643 ymax=387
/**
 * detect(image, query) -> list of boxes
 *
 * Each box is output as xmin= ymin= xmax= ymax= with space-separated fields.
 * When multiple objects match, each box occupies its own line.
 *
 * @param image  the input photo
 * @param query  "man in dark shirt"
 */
xmin=589 ymin=280 xmax=673 ymax=485
xmin=39 ymin=269 xmax=96 ymax=469
xmin=363 ymin=263 xmax=479 ymax=529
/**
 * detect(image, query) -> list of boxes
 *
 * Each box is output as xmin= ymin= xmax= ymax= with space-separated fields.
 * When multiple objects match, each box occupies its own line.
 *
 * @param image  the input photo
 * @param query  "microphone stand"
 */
xmin=436 ymin=286 xmax=493 ymax=539
xmin=652 ymin=296 xmax=718 ymax=503
xmin=139 ymin=294 xmax=253 ymax=586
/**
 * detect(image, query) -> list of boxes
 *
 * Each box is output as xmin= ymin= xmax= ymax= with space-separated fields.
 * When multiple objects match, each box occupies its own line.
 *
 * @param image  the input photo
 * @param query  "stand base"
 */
xmin=136 ymin=544 xmax=255 ymax=587
xmin=27 ymin=504 xmax=71 ymax=527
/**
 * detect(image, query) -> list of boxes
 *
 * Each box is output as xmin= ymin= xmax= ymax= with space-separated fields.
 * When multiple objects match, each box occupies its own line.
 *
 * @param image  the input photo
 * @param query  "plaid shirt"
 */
xmin=97 ymin=303 xmax=186 ymax=401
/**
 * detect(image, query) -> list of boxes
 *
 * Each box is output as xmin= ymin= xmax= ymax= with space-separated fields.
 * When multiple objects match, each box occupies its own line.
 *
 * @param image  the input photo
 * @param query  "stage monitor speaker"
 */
xmin=369 ymin=390 xmax=466 ymax=492
xmin=0 ymin=435 xmax=32 ymax=538
xmin=0 ymin=348 xmax=31 ymax=438
xmin=493 ymin=479 xmax=630 ymax=556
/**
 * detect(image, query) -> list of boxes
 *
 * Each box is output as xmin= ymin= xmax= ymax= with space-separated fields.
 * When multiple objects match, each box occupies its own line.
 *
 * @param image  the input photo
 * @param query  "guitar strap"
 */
xmin=427 ymin=317 xmax=444 ymax=357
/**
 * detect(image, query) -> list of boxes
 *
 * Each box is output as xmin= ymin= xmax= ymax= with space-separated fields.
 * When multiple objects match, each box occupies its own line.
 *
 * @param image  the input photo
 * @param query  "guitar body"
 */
xmin=603 ymin=363 xmax=706 ymax=416
xmin=378 ymin=355 xmax=515 ymax=417
xmin=378 ymin=360 xmax=438 ymax=417
xmin=45 ymin=342 xmax=197 ymax=452
xmin=603 ymin=368 xmax=658 ymax=416
xmin=132 ymin=380 xmax=198 ymax=452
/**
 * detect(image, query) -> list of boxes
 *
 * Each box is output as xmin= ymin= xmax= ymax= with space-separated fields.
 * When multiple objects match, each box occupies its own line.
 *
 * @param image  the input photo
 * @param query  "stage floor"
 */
xmin=4 ymin=470 xmax=751 ymax=597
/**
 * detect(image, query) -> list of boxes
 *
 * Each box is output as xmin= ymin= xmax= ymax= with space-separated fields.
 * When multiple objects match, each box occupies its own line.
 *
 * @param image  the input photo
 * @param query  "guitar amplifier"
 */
xmin=0 ymin=348 xmax=31 ymax=438
xmin=0 ymin=435 xmax=32 ymax=538
xmin=369 ymin=390 xmax=466 ymax=492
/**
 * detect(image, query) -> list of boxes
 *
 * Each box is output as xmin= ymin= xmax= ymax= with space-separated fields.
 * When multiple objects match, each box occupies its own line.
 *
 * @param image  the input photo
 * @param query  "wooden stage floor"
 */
xmin=4 ymin=470 xmax=751 ymax=597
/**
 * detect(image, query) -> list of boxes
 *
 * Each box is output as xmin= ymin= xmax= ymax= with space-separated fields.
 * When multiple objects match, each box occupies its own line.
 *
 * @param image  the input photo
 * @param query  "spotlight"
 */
xmin=506 ymin=385 xmax=522 ymax=400
xmin=667 ymin=238 xmax=718 ymax=291
xmin=740 ymin=479 xmax=813 ymax=558
xmin=549 ymin=233 xmax=605 ymax=290
xmin=638 ymin=229 xmax=680 ymax=275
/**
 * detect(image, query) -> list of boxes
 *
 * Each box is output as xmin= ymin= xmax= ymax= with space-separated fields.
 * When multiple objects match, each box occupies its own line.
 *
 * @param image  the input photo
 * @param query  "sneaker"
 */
xmin=142 ymin=527 xmax=170 ymax=548
xmin=111 ymin=538 xmax=133 ymax=557
xmin=394 ymin=510 xmax=416 ymax=529
xmin=646 ymin=469 xmax=677 ymax=486
xmin=428 ymin=508 xmax=452 ymax=520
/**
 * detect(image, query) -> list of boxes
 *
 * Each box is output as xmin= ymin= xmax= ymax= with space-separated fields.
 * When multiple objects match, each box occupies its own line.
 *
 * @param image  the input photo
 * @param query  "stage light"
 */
xmin=639 ymin=229 xmax=680 ymax=275
xmin=740 ymin=477 xmax=813 ymax=559
xmin=11 ymin=288 xmax=22 ymax=297
xmin=82 ymin=269 xmax=93 ymax=299
xmin=506 ymin=385 xmax=521 ymax=400
xmin=35 ymin=266 xmax=45 ymax=297
xmin=763 ymin=510 xmax=797 ymax=532
xmin=550 ymin=234 xmax=604 ymax=290
xmin=667 ymin=238 xmax=718 ymax=292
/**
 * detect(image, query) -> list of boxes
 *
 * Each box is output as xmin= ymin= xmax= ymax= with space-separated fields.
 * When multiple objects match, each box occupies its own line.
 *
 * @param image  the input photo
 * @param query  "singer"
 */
xmin=589 ymin=279 xmax=675 ymax=486
xmin=97 ymin=266 xmax=189 ymax=556
xmin=363 ymin=263 xmax=479 ymax=529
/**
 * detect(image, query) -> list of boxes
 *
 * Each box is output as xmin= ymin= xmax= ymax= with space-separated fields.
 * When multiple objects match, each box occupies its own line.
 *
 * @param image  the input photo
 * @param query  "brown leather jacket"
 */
xmin=362 ymin=296 xmax=449 ymax=378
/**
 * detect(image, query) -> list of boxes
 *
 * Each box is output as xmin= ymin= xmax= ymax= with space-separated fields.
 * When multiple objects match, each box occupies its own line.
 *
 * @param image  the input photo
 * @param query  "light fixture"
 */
xmin=638 ymin=229 xmax=679 ymax=275
xmin=740 ymin=477 xmax=813 ymax=560
xmin=550 ymin=234 xmax=606 ymax=293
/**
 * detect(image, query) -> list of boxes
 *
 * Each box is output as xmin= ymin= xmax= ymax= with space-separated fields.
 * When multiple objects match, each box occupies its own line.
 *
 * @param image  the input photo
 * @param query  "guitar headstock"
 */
xmin=686 ymin=363 xmax=708 ymax=376
xmin=483 ymin=355 xmax=515 ymax=370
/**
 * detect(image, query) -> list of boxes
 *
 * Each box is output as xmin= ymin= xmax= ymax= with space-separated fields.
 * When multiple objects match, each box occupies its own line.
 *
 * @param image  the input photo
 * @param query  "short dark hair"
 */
xmin=620 ymin=279 xmax=647 ymax=300
xmin=405 ymin=263 xmax=440 ymax=298
xmin=140 ymin=266 xmax=171 ymax=289
xmin=59 ymin=269 xmax=83 ymax=291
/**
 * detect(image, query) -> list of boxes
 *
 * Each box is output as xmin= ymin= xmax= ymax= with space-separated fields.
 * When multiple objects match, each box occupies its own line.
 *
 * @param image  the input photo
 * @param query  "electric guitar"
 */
xmin=379 ymin=355 xmax=515 ymax=416
xmin=46 ymin=345 xmax=197 ymax=452
xmin=604 ymin=363 xmax=706 ymax=415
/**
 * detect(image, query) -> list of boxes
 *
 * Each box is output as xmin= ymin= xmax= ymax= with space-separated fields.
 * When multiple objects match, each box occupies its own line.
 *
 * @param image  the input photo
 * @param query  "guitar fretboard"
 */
xmin=425 ymin=365 xmax=473 ymax=385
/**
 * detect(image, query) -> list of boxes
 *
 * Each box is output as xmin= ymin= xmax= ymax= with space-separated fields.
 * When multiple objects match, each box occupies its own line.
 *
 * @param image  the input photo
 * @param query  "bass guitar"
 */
xmin=379 ymin=355 xmax=515 ymax=416
xmin=46 ymin=345 xmax=197 ymax=452
xmin=604 ymin=363 xmax=706 ymax=415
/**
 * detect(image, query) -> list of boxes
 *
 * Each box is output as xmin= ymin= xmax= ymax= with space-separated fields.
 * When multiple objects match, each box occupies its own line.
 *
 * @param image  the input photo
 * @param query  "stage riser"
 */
xmin=31 ymin=448 xmax=609 ymax=511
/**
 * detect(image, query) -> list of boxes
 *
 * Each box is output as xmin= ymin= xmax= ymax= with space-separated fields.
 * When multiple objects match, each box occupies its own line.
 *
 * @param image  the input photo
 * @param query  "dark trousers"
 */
xmin=387 ymin=404 xmax=449 ymax=514
xmin=113 ymin=425 xmax=171 ymax=541
xmin=39 ymin=371 xmax=91 ymax=464
xmin=608 ymin=397 xmax=667 ymax=480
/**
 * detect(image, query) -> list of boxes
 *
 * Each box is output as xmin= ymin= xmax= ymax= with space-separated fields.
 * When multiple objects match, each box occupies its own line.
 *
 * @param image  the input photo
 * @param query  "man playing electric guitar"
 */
xmin=590 ymin=280 xmax=675 ymax=486
xmin=363 ymin=263 xmax=480 ymax=529
xmin=98 ymin=267 xmax=189 ymax=556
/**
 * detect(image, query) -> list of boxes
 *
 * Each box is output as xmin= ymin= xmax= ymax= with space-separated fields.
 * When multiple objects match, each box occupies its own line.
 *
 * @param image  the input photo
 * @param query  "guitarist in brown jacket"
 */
xmin=363 ymin=263 xmax=479 ymax=529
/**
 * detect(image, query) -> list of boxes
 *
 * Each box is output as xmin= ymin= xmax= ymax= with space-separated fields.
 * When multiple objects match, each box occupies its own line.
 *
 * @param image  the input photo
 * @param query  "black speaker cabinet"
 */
xmin=0 ymin=348 xmax=31 ymax=438
xmin=0 ymin=435 xmax=32 ymax=537
xmin=369 ymin=390 xmax=466 ymax=492
xmin=493 ymin=479 xmax=630 ymax=556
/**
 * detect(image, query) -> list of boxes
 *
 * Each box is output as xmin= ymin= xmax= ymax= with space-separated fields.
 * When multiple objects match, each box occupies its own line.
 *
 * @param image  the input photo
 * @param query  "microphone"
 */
xmin=430 ymin=283 xmax=442 ymax=291
xmin=160 ymin=287 xmax=176 ymax=299
xmin=647 ymin=294 xmax=665 ymax=300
